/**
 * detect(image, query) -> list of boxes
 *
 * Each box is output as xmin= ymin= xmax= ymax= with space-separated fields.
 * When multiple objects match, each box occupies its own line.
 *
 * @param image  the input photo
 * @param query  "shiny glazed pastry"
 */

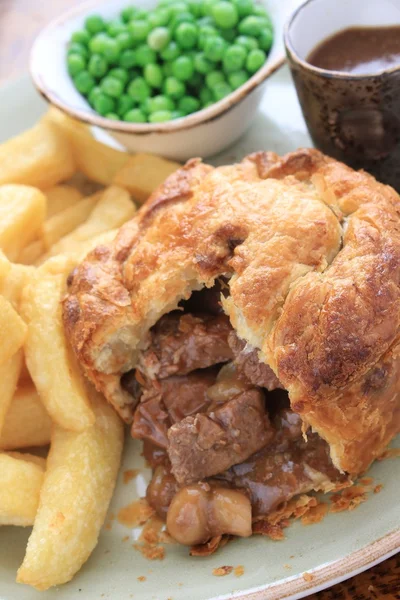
xmin=63 ymin=148 xmax=400 ymax=548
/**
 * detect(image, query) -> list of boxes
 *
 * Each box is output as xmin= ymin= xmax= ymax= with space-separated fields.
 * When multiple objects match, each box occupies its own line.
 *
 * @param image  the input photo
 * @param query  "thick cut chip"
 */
xmin=0 ymin=350 xmax=23 ymax=439
xmin=18 ymin=240 xmax=45 ymax=265
xmin=45 ymin=184 xmax=83 ymax=217
xmin=47 ymin=185 xmax=135 ymax=257
xmin=41 ymin=193 xmax=100 ymax=250
xmin=0 ymin=452 xmax=44 ymax=526
xmin=17 ymin=393 xmax=124 ymax=590
xmin=0 ymin=121 xmax=75 ymax=188
xmin=0 ymin=263 xmax=35 ymax=309
xmin=20 ymin=268 xmax=95 ymax=431
xmin=45 ymin=108 xmax=129 ymax=185
xmin=0 ymin=185 xmax=46 ymax=261
xmin=113 ymin=153 xmax=180 ymax=203
xmin=0 ymin=383 xmax=52 ymax=450
xmin=0 ymin=297 xmax=27 ymax=365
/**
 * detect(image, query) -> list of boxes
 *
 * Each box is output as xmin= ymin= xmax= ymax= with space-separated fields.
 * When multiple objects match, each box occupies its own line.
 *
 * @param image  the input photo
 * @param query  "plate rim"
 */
xmin=229 ymin=528 xmax=400 ymax=600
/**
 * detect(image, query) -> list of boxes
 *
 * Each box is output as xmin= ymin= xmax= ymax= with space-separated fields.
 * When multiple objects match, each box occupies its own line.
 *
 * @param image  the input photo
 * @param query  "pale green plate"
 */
xmin=0 ymin=65 xmax=399 ymax=600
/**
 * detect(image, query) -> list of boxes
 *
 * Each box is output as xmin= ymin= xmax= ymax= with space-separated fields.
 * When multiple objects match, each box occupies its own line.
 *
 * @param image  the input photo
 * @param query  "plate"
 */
xmin=0 ymin=67 xmax=399 ymax=600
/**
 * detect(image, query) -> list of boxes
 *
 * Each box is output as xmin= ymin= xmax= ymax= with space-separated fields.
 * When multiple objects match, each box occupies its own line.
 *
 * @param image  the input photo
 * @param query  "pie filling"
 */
xmin=121 ymin=283 xmax=346 ymax=548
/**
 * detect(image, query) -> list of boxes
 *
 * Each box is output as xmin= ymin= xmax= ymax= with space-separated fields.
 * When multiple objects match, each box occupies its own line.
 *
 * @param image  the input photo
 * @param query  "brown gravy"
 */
xmin=307 ymin=26 xmax=400 ymax=75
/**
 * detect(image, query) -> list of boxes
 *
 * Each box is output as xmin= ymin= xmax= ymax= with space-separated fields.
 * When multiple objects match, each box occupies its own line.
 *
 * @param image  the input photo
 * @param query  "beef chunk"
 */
xmin=228 ymin=331 xmax=282 ymax=390
xmin=218 ymin=410 xmax=346 ymax=516
xmin=167 ymin=389 xmax=273 ymax=485
xmin=137 ymin=312 xmax=233 ymax=380
xmin=131 ymin=368 xmax=218 ymax=448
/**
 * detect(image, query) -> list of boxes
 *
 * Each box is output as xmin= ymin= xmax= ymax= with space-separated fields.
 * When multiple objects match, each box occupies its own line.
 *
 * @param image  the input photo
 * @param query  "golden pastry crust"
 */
xmin=63 ymin=149 xmax=400 ymax=475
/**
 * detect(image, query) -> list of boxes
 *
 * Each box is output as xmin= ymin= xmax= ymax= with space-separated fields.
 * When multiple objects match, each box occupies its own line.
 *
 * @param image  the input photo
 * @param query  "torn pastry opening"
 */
xmin=121 ymin=280 xmax=349 ymax=550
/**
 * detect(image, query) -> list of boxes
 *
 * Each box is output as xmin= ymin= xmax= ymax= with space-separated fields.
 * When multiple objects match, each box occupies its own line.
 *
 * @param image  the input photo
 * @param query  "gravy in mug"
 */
xmin=307 ymin=26 xmax=400 ymax=75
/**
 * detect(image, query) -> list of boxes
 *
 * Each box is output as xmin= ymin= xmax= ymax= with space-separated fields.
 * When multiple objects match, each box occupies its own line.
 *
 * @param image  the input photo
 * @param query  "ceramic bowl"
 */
xmin=30 ymin=0 xmax=302 ymax=160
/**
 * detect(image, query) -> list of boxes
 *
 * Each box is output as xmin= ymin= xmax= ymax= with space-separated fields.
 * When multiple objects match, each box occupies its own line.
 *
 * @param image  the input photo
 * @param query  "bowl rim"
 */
xmin=284 ymin=0 xmax=400 ymax=80
xmin=30 ymin=0 xmax=285 ymax=135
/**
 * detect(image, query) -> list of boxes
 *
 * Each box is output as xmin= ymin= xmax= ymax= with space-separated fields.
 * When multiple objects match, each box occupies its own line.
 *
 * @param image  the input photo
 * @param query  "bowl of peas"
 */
xmin=30 ymin=0 xmax=300 ymax=160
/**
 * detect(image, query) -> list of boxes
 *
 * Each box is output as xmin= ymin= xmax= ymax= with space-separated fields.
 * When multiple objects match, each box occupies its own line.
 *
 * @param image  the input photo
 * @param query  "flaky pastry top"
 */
xmin=63 ymin=149 xmax=400 ymax=476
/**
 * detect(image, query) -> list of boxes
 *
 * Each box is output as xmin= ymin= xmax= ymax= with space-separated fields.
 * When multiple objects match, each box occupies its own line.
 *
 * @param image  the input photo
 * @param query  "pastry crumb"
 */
xmin=212 ymin=566 xmax=233 ymax=577
xmin=284 ymin=564 xmax=292 ymax=570
xmin=377 ymin=447 xmax=400 ymax=461
xmin=301 ymin=502 xmax=328 ymax=525
xmin=374 ymin=484 xmax=383 ymax=494
xmin=330 ymin=485 xmax=367 ymax=513
xmin=234 ymin=565 xmax=244 ymax=577
xmin=117 ymin=498 xmax=155 ymax=528
xmin=133 ymin=543 xmax=165 ymax=561
xmin=123 ymin=469 xmax=139 ymax=484
xmin=122 ymin=535 xmax=129 ymax=542
xmin=303 ymin=572 xmax=314 ymax=582
xmin=137 ymin=576 xmax=146 ymax=582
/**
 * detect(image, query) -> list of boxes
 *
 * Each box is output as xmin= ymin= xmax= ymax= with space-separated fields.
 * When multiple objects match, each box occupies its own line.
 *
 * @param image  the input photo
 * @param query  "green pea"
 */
xmin=186 ymin=0 xmax=203 ymax=17
xmin=121 ymin=6 xmax=137 ymax=23
xmin=233 ymin=0 xmax=254 ymax=18
xmin=177 ymin=25 xmax=198 ymax=51
xmin=117 ymin=94 xmax=135 ymax=115
xmin=203 ymin=100 xmax=214 ymax=107
xmin=68 ymin=42 xmax=88 ymax=58
xmin=205 ymin=69 xmax=225 ymax=88
xmin=221 ymin=29 xmax=237 ymax=42
xmin=187 ymin=70 xmax=202 ymax=89
xmin=199 ymin=86 xmax=213 ymax=104
xmin=171 ymin=109 xmax=185 ymax=119
xmin=198 ymin=25 xmax=218 ymax=49
xmin=71 ymin=30 xmax=90 ymax=46
xmin=74 ymin=70 xmax=95 ymax=94
xmin=228 ymin=69 xmax=248 ymax=89
xmin=258 ymin=28 xmax=273 ymax=52
xmin=127 ymin=77 xmax=151 ymax=102
xmin=149 ymin=110 xmax=172 ymax=122
xmin=178 ymin=95 xmax=200 ymax=114
xmin=203 ymin=36 xmax=225 ymax=62
xmin=105 ymin=112 xmax=120 ymax=120
xmin=170 ymin=12 xmax=196 ymax=33
xmin=197 ymin=16 xmax=215 ymax=27
xmin=238 ymin=15 xmax=265 ymax=37
xmin=163 ymin=61 xmax=175 ymax=77
xmin=172 ymin=56 xmax=194 ymax=81
xmin=147 ymin=27 xmax=171 ymax=51
xmin=201 ymin=0 xmax=218 ymax=17
xmin=108 ymin=67 xmax=129 ymax=83
xmin=85 ymin=14 xmax=106 ymax=35
xmin=116 ymin=31 xmax=135 ymax=50
xmin=88 ymin=54 xmax=107 ymax=78
xmin=135 ymin=9 xmax=150 ymax=20
xmin=253 ymin=5 xmax=270 ymax=18
xmin=88 ymin=33 xmax=108 ymax=54
xmin=141 ymin=97 xmax=153 ymax=115
xmin=124 ymin=108 xmax=147 ymax=122
xmin=194 ymin=52 xmax=213 ymax=74
xmin=168 ymin=2 xmax=188 ymax=17
xmin=160 ymin=41 xmax=180 ymax=61
xmin=144 ymin=63 xmax=164 ymax=88
xmin=235 ymin=35 xmax=258 ymax=51
xmin=149 ymin=95 xmax=175 ymax=112
xmin=100 ymin=76 xmax=124 ymax=98
xmin=211 ymin=2 xmax=238 ymax=29
xmin=212 ymin=81 xmax=232 ymax=100
xmin=135 ymin=44 xmax=157 ymax=67
xmin=107 ymin=20 xmax=127 ymax=37
xmin=119 ymin=49 xmax=136 ymax=68
xmin=163 ymin=76 xmax=186 ymax=99
xmin=93 ymin=93 xmax=115 ymax=115
xmin=67 ymin=54 xmax=86 ymax=77
xmin=89 ymin=86 xmax=102 ymax=106
xmin=223 ymin=44 xmax=246 ymax=73
xmin=246 ymin=48 xmax=266 ymax=73
xmin=101 ymin=37 xmax=121 ymax=62
xmin=148 ymin=8 xmax=171 ymax=28
xmin=128 ymin=20 xmax=151 ymax=43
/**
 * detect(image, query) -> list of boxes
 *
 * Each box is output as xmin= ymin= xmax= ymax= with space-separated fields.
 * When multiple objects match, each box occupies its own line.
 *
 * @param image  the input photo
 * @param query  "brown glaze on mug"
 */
xmin=284 ymin=1 xmax=400 ymax=191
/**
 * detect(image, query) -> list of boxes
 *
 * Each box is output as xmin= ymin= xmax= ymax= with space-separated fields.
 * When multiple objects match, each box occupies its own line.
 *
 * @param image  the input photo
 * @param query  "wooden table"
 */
xmin=0 ymin=1 xmax=398 ymax=598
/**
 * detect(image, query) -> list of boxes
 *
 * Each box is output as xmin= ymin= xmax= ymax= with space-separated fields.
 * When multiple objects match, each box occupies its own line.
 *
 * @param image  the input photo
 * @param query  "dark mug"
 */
xmin=284 ymin=0 xmax=400 ymax=190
